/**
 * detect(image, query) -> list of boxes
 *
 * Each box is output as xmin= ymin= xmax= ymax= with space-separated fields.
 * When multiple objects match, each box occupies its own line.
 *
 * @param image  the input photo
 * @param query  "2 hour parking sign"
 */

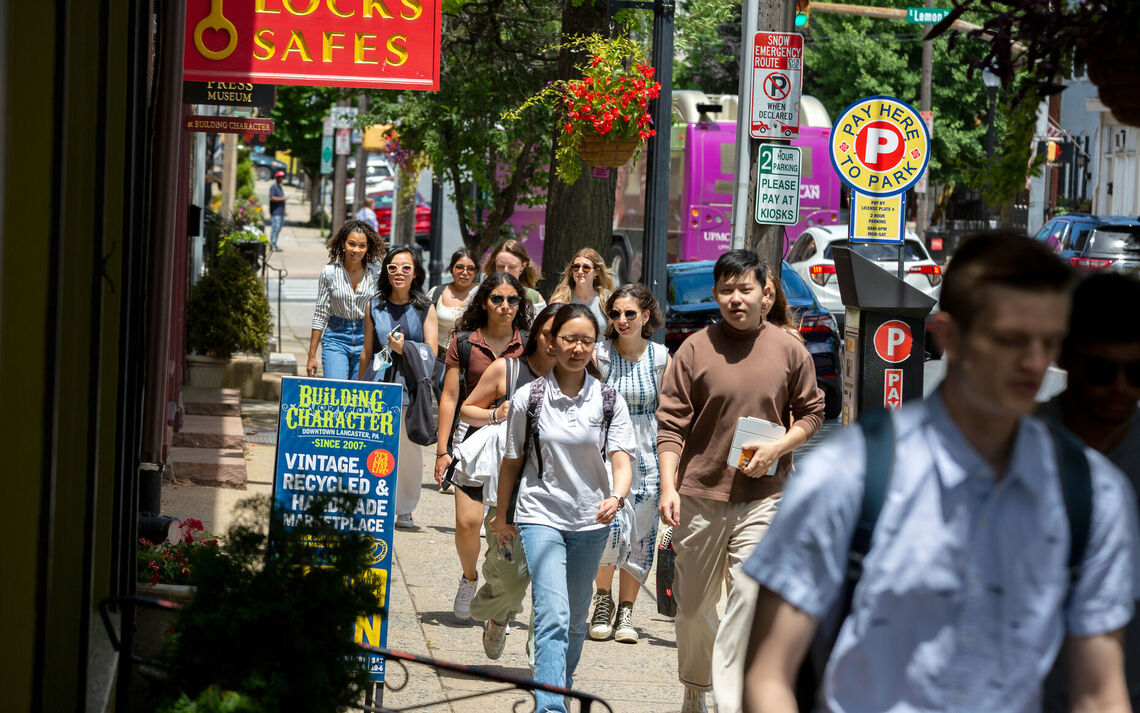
xmin=829 ymin=96 xmax=930 ymax=196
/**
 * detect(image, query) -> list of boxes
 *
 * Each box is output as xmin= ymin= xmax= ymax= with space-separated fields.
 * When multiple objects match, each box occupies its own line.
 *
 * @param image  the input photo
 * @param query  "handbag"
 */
xmin=656 ymin=525 xmax=678 ymax=617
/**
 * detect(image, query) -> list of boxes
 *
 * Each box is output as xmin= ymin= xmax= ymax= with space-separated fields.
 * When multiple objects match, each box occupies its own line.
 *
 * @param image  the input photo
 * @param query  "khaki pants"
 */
xmin=673 ymin=493 xmax=781 ymax=713
xmin=469 ymin=506 xmax=530 ymax=623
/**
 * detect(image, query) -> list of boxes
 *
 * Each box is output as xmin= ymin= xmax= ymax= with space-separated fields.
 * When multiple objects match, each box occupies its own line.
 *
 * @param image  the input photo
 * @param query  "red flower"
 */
xmin=150 ymin=572 xmax=160 ymax=585
xmin=564 ymin=123 xmax=574 ymax=133
xmin=591 ymin=55 xmax=603 ymax=67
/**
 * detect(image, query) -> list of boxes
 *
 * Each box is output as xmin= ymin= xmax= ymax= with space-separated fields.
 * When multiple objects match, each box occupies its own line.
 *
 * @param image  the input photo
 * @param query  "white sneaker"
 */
xmin=613 ymin=602 xmax=638 ymax=643
xmin=681 ymin=686 xmax=708 ymax=713
xmin=453 ymin=575 xmax=477 ymax=620
xmin=394 ymin=513 xmax=415 ymax=530
xmin=483 ymin=617 xmax=509 ymax=659
xmin=588 ymin=590 xmax=615 ymax=640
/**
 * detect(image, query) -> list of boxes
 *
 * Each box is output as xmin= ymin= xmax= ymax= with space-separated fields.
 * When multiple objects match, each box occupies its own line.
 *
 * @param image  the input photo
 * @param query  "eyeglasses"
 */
xmin=386 ymin=264 xmax=414 ymax=275
xmin=1080 ymin=355 xmax=1140 ymax=387
xmin=488 ymin=294 xmax=521 ymax=307
xmin=608 ymin=309 xmax=640 ymax=321
xmin=454 ymin=265 xmax=477 ymax=273
xmin=571 ymin=263 xmax=594 ymax=273
xmin=558 ymin=334 xmax=596 ymax=348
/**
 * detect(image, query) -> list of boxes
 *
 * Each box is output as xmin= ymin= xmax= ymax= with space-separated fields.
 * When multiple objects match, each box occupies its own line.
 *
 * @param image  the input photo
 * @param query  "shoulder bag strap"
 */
xmin=1047 ymin=423 xmax=1093 ymax=599
xmin=526 ymin=376 xmax=547 ymax=478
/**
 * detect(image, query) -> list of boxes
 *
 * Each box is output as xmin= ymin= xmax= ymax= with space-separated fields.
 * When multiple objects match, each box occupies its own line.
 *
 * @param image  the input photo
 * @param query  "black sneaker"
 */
xmin=588 ymin=590 xmax=615 ymax=640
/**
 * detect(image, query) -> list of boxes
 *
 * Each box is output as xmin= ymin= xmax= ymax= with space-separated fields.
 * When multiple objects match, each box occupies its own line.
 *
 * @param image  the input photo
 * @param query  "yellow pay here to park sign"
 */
xmin=829 ymin=96 xmax=930 ymax=197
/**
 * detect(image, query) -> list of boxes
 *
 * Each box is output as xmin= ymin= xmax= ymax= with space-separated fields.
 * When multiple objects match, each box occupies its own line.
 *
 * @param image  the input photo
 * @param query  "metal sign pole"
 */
xmin=731 ymin=0 xmax=759 ymax=249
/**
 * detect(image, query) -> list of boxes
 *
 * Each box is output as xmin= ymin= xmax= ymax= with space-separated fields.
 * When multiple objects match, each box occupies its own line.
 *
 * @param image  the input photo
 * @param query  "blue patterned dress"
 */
xmin=597 ymin=339 xmax=666 ymax=582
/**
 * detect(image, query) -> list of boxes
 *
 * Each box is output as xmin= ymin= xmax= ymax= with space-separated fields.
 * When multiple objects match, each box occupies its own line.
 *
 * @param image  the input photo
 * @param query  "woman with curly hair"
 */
xmin=358 ymin=246 xmax=439 ymax=529
xmin=549 ymin=247 xmax=614 ymax=333
xmin=436 ymin=272 xmax=533 ymax=621
xmin=305 ymin=219 xmax=385 ymax=380
xmin=484 ymin=239 xmax=546 ymax=311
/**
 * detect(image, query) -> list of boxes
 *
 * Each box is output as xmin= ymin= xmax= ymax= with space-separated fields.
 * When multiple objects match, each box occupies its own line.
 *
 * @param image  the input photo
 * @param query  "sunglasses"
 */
xmin=386 ymin=264 xmax=414 ymax=274
xmin=489 ymin=294 xmax=521 ymax=307
xmin=608 ymin=309 xmax=640 ymax=321
xmin=1080 ymin=355 xmax=1140 ymax=387
xmin=454 ymin=264 xmax=477 ymax=273
xmin=571 ymin=263 xmax=594 ymax=273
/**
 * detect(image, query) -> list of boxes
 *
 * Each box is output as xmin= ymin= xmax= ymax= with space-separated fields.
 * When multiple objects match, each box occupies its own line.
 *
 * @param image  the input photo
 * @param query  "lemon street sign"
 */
xmin=906 ymin=7 xmax=951 ymax=24
xmin=755 ymin=145 xmax=801 ymax=225
xmin=829 ymin=95 xmax=931 ymax=197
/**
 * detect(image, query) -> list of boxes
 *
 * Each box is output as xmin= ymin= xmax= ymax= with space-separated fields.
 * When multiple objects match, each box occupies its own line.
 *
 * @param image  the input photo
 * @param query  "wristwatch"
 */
xmin=610 ymin=494 xmax=625 ymax=509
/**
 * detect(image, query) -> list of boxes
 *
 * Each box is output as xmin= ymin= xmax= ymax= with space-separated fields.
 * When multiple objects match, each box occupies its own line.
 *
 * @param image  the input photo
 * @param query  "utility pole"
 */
xmin=332 ymin=98 xmax=350 ymax=229
xmin=352 ymin=94 xmax=368 ymax=214
xmin=639 ymin=0 xmax=675 ymax=319
xmin=914 ymin=0 xmax=933 ymax=241
xmin=738 ymin=0 xmax=796 ymax=275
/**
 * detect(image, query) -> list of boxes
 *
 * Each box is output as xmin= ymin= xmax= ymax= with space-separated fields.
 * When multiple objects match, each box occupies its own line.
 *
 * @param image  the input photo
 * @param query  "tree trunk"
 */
xmin=307 ymin=168 xmax=323 ymax=222
xmin=540 ymin=0 xmax=617 ymax=297
xmin=396 ymin=166 xmax=416 ymax=247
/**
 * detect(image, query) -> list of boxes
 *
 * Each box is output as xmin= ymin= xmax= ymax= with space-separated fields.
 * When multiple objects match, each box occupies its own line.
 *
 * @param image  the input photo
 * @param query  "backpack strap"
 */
xmin=506 ymin=358 xmax=521 ymax=401
xmin=455 ymin=330 xmax=473 ymax=401
xmin=430 ymin=284 xmax=445 ymax=307
xmin=849 ymin=408 xmax=895 ymax=574
xmin=600 ymin=382 xmax=618 ymax=458
xmin=1047 ymin=423 xmax=1092 ymax=599
xmin=525 ymin=376 xmax=547 ymax=479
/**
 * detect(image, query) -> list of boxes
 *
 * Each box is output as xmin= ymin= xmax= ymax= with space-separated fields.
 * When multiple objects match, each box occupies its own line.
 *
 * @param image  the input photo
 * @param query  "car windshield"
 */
xmin=780 ymin=268 xmax=816 ymax=303
xmin=667 ymin=269 xmax=715 ymax=306
xmin=1085 ymin=226 xmax=1140 ymax=254
xmin=823 ymin=239 xmax=928 ymax=262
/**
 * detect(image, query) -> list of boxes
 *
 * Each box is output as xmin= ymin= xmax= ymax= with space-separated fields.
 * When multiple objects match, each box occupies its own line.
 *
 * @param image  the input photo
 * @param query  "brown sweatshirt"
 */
xmin=657 ymin=321 xmax=825 ymax=503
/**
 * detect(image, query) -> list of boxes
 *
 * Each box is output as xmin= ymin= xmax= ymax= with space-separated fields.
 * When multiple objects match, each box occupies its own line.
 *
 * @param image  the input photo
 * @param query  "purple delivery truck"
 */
xmin=504 ymin=92 xmax=842 ymax=281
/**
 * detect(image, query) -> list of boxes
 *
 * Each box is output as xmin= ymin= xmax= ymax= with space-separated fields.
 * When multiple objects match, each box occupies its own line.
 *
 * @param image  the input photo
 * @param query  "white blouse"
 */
xmin=310 ymin=262 xmax=380 ymax=331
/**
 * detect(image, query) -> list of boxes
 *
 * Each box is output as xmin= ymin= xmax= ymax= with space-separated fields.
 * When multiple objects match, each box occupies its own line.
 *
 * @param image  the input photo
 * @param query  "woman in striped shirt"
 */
xmin=305 ymin=219 xmax=384 ymax=380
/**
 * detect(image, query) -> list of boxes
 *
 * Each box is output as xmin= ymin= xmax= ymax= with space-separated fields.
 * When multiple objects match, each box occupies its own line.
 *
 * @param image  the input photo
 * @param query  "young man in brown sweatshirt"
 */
xmin=657 ymin=249 xmax=825 ymax=713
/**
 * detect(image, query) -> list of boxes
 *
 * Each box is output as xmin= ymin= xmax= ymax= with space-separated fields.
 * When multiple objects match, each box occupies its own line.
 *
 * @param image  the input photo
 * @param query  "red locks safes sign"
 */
xmin=184 ymin=0 xmax=441 ymax=90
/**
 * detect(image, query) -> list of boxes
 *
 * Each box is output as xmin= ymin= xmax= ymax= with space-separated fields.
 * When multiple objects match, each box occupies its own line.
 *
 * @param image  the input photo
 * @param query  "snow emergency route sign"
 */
xmin=830 ymin=95 xmax=930 ymax=196
xmin=750 ymin=32 xmax=803 ymax=139
xmin=755 ymin=145 xmax=801 ymax=225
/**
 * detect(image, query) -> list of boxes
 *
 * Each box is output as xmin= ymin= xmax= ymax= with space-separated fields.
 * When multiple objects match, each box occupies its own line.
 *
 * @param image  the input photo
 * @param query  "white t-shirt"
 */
xmin=504 ymin=373 xmax=636 ymax=531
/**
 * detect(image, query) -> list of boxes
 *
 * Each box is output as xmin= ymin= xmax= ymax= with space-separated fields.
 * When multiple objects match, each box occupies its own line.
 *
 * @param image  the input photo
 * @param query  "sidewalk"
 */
xmin=162 ymin=394 xmax=698 ymax=713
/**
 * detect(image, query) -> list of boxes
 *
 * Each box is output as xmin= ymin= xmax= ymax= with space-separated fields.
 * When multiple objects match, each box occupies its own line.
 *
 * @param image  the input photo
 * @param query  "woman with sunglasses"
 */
xmin=588 ymin=284 xmax=670 ymax=645
xmin=491 ymin=303 xmax=635 ymax=713
xmin=549 ymin=248 xmax=614 ymax=333
xmin=452 ymin=304 xmax=560 ymax=659
xmin=484 ymin=239 xmax=546 ymax=311
xmin=305 ymin=219 xmax=385 ymax=380
xmin=359 ymin=246 xmax=439 ymax=530
xmin=436 ymin=272 xmax=533 ymax=621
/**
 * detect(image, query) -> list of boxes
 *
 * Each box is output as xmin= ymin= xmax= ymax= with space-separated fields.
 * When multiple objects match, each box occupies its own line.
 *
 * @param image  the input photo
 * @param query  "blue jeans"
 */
xmin=321 ymin=316 xmax=364 ymax=380
xmin=269 ymin=212 xmax=284 ymax=247
xmin=519 ymin=524 xmax=608 ymax=713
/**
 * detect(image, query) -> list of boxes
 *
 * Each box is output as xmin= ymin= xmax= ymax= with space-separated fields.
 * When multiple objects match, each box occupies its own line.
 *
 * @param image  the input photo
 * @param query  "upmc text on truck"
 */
xmin=504 ymin=91 xmax=841 ymax=280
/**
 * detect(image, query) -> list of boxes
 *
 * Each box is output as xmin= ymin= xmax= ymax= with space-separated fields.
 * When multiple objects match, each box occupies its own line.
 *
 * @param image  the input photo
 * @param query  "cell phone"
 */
xmin=388 ymin=324 xmax=402 ymax=338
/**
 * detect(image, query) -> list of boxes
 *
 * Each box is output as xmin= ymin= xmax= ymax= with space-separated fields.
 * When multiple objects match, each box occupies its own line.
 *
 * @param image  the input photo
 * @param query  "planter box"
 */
xmin=134 ymin=582 xmax=195 ymax=660
xmin=185 ymin=354 xmax=227 ymax=388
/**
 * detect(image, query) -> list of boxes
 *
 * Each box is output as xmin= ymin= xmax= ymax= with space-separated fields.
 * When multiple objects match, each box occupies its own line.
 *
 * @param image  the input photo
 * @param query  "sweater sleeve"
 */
xmin=656 ymin=338 xmax=696 ymax=458
xmin=786 ymin=344 xmax=826 ymax=441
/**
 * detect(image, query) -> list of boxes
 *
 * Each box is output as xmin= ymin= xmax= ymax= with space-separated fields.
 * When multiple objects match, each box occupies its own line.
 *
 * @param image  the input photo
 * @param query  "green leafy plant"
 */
xmin=137 ymin=519 xmax=221 ymax=586
xmin=157 ymin=496 xmax=383 ymax=713
xmin=160 ymin=687 xmax=263 ymax=713
xmin=187 ymin=249 xmax=271 ymax=359
xmin=504 ymin=34 xmax=661 ymax=185
xmin=216 ymin=228 xmax=268 ymax=257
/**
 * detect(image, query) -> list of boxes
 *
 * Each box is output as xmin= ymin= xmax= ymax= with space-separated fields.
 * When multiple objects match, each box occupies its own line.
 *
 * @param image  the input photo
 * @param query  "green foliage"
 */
xmin=674 ymin=0 xmax=740 ymax=94
xmin=160 ymin=687 xmax=264 ymax=713
xmin=138 ymin=519 xmax=221 ymax=586
xmin=360 ymin=0 xmax=562 ymax=257
xmin=265 ymin=86 xmax=344 ymax=178
xmin=236 ymin=149 xmax=256 ymax=201
xmin=187 ymin=250 xmax=271 ymax=359
xmin=158 ymin=496 xmax=383 ymax=713
xmin=216 ymin=229 xmax=268 ymax=257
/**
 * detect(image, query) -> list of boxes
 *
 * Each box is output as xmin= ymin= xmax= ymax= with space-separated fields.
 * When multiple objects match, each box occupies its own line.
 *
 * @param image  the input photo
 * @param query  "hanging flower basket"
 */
xmin=578 ymin=133 xmax=639 ymax=168
xmin=1084 ymin=40 xmax=1140 ymax=126
xmin=503 ymin=34 xmax=662 ymax=184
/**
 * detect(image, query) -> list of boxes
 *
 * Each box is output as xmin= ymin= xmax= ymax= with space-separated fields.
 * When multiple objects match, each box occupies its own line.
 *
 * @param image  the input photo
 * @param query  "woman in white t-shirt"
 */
xmin=491 ymin=303 xmax=634 ymax=713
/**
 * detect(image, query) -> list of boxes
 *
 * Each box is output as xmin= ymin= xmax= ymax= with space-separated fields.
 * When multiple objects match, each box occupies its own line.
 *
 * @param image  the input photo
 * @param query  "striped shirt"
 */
xmin=311 ymin=262 xmax=380 ymax=331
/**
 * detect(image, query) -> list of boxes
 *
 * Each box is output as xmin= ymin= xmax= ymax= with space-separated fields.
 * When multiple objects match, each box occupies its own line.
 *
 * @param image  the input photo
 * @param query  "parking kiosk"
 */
xmin=833 ymin=246 xmax=936 ymax=425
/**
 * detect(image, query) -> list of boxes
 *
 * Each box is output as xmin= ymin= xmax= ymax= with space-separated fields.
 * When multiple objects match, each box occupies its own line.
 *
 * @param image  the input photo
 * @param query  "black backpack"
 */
xmin=794 ymin=410 xmax=1092 ymax=711
xmin=503 ymin=376 xmax=618 ymax=525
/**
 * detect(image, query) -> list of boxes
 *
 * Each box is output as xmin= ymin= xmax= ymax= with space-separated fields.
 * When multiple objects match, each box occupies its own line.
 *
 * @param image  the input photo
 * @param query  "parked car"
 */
xmin=347 ymin=154 xmax=394 ymax=182
xmin=250 ymin=151 xmax=288 ymax=181
xmin=664 ymin=260 xmax=842 ymax=419
xmin=1065 ymin=219 xmax=1140 ymax=277
xmin=366 ymin=189 xmax=432 ymax=246
xmin=786 ymin=224 xmax=942 ymax=341
xmin=1033 ymin=213 xmax=1102 ymax=257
